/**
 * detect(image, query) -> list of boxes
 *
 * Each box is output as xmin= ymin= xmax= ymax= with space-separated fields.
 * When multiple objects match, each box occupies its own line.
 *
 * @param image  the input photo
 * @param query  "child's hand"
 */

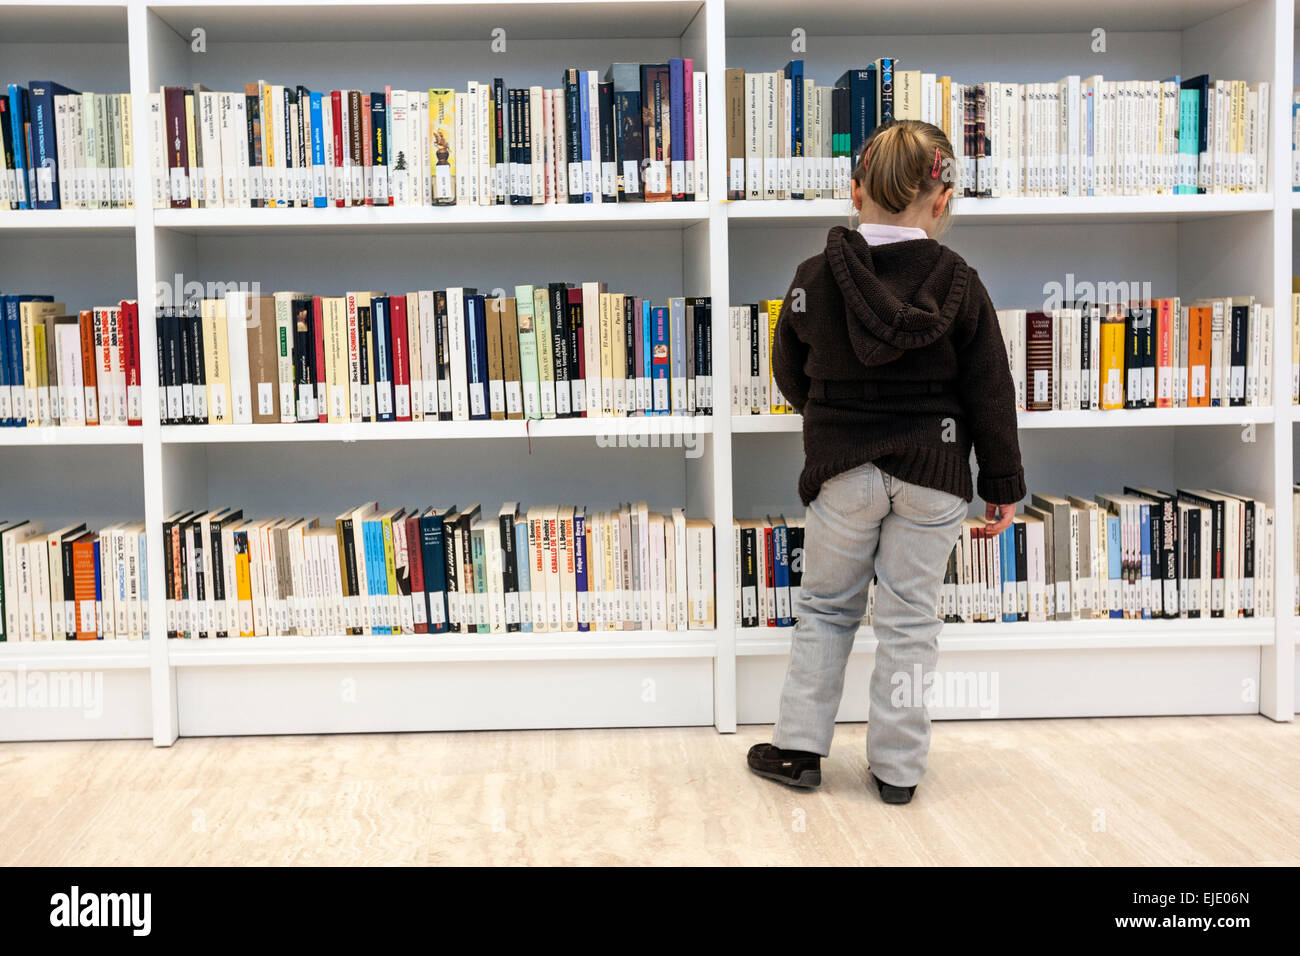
xmin=981 ymin=502 xmax=1014 ymax=537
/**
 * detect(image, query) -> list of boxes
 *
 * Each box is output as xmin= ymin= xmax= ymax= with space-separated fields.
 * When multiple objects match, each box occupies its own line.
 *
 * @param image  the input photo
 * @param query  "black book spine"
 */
xmin=357 ymin=305 xmax=372 ymax=421
xmin=188 ymin=306 xmax=206 ymax=423
xmin=520 ymin=88 xmax=533 ymax=206
xmin=156 ymin=308 xmax=170 ymax=424
xmin=1014 ymin=521 xmax=1028 ymax=622
xmin=493 ymin=78 xmax=506 ymax=205
xmin=1187 ymin=511 xmax=1200 ymax=619
xmin=164 ymin=310 xmax=181 ymax=425
xmin=1242 ymin=501 xmax=1255 ymax=618
xmin=162 ymin=520 xmax=175 ymax=638
xmin=623 ymin=295 xmax=636 ymax=414
xmin=435 ymin=291 xmax=451 ymax=421
xmin=282 ymin=87 xmax=295 ymax=207
xmin=177 ymin=521 xmax=190 ymax=638
xmin=245 ymin=89 xmax=261 ymax=207
xmin=565 ymin=71 xmax=584 ymax=203
xmin=500 ymin=511 xmax=519 ymax=632
xmin=567 ymin=295 xmax=583 ymax=416
xmin=598 ymin=80 xmax=617 ymax=202
xmin=443 ymin=523 xmax=460 ymax=632
xmin=740 ymin=526 xmax=757 ymax=627
xmin=294 ymin=297 xmax=314 ymax=422
xmin=1229 ymin=305 xmax=1248 ymax=406
xmin=61 ymin=536 xmax=76 ymax=639
xmin=703 ymin=298 xmax=713 ymax=416
xmin=1124 ymin=308 xmax=1139 ymax=409
xmin=1078 ymin=305 xmax=1091 ymax=410
xmin=192 ymin=523 xmax=205 ymax=638
xmin=339 ymin=519 xmax=360 ymax=635
xmin=210 ymin=521 xmax=227 ymax=638
xmin=548 ymin=283 xmax=569 ymax=416
xmin=507 ymin=89 xmax=519 ymax=205
xmin=611 ymin=87 xmax=644 ymax=201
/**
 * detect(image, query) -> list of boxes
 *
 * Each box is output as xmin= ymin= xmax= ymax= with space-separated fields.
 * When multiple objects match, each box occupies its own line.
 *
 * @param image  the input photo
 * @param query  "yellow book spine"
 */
xmin=236 ymin=546 xmax=253 ymax=637
xmin=1099 ymin=319 xmax=1125 ymax=410
xmin=202 ymin=298 xmax=232 ymax=423
xmin=20 ymin=303 xmax=37 ymax=425
xmin=326 ymin=297 xmax=349 ymax=423
xmin=184 ymin=93 xmax=198 ymax=209
xmin=119 ymin=93 xmax=134 ymax=209
xmin=599 ymin=292 xmax=613 ymax=415
xmin=429 ymin=89 xmax=455 ymax=203
xmin=767 ymin=300 xmax=787 ymax=413
xmin=382 ymin=516 xmax=398 ymax=634
xmin=262 ymin=85 xmax=277 ymax=207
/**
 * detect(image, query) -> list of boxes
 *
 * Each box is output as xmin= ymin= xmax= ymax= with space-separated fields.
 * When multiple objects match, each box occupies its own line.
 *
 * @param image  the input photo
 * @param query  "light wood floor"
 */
xmin=2 ymin=715 xmax=1297 ymax=865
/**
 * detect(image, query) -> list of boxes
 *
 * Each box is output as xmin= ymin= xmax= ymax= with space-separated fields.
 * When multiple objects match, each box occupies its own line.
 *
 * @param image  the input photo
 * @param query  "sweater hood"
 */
xmin=823 ymin=225 xmax=971 ymax=366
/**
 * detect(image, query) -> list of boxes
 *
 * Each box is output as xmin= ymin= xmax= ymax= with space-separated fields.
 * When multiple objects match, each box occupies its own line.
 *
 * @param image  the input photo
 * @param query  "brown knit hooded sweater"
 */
xmin=773 ymin=226 xmax=1026 ymax=507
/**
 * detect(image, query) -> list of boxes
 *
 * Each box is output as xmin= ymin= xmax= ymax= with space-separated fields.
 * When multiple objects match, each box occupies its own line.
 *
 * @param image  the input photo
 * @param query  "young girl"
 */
xmin=746 ymin=120 xmax=1025 ymax=804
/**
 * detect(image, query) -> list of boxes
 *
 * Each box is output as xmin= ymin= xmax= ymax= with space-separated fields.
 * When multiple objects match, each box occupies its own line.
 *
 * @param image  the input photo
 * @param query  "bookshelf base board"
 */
xmin=0 ymin=669 xmax=153 ymax=742
xmin=174 ymin=659 xmax=715 ymax=737
xmin=737 ymin=646 xmax=1261 ymax=724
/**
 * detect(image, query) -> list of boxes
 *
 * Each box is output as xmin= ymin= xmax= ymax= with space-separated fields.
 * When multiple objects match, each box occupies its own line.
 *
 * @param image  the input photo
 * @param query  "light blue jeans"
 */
xmin=773 ymin=462 xmax=967 ymax=787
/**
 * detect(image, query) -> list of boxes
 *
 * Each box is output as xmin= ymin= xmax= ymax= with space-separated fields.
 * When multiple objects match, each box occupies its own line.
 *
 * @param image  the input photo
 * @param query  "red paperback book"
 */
xmin=121 ymin=300 xmax=142 ymax=425
xmin=312 ymin=296 xmax=327 ymax=422
xmin=330 ymin=91 xmax=345 ymax=208
xmin=406 ymin=513 xmax=427 ymax=634
xmin=389 ymin=294 xmax=411 ymax=421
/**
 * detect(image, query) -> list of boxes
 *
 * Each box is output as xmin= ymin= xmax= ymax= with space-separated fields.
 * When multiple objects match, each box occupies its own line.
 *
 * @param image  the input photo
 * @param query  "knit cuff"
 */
xmin=977 ymin=469 xmax=1026 ymax=505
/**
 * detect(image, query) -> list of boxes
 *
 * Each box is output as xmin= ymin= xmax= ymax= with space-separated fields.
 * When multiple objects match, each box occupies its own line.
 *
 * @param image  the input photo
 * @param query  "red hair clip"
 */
xmin=930 ymin=146 xmax=942 ymax=179
xmin=864 ymin=142 xmax=872 ymax=162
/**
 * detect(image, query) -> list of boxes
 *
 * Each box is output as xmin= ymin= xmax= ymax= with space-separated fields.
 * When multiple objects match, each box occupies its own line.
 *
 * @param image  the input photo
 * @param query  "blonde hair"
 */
xmin=854 ymin=120 xmax=956 ymax=232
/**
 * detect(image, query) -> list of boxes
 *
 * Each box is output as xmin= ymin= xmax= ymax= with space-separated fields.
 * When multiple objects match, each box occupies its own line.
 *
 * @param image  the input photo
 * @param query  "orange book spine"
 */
xmin=1155 ymin=298 xmax=1173 ymax=408
xmin=78 ymin=310 xmax=99 ymax=425
xmin=1187 ymin=306 xmax=1211 ymax=407
xmin=72 ymin=537 xmax=97 ymax=639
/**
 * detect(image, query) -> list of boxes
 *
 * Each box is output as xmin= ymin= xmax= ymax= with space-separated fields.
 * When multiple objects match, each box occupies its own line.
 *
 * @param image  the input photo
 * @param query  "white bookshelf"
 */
xmin=0 ymin=0 xmax=1295 ymax=744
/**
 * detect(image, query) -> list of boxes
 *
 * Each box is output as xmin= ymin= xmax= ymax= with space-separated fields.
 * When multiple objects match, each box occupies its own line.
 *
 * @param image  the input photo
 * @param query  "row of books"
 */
xmin=728 ymin=302 xmax=793 ymax=415
xmin=150 ymin=65 xmax=707 ymax=210
xmin=3 ymin=83 xmax=135 ymax=210
xmin=941 ymin=489 xmax=1274 ymax=623
xmin=735 ymin=486 xmax=1274 ymax=628
xmin=725 ymin=62 xmax=1268 ymax=199
xmin=158 ymin=288 xmax=713 ymax=426
xmin=0 ymin=520 xmax=148 ymax=642
xmin=1 ymin=296 xmax=141 ymax=427
xmin=163 ymin=504 xmax=716 ymax=638
xmin=997 ymin=297 xmax=1275 ymax=411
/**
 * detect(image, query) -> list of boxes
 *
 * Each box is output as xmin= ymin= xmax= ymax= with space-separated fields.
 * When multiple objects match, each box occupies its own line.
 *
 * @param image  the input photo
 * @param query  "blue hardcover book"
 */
xmin=1180 ymin=75 xmax=1210 ymax=194
xmin=1181 ymin=88 xmax=1201 ymax=195
xmin=1138 ymin=502 xmax=1152 ymax=619
xmin=574 ymin=509 xmax=588 ymax=632
xmin=309 ymin=91 xmax=327 ymax=207
xmin=641 ymin=299 xmax=652 ymax=415
xmin=418 ymin=509 xmax=452 ymax=634
xmin=785 ymin=60 xmax=804 ymax=199
xmin=514 ymin=518 xmax=532 ymax=632
xmin=3 ymin=294 xmax=52 ymax=426
xmin=577 ymin=78 xmax=593 ymax=203
xmin=371 ymin=296 xmax=395 ymax=422
xmin=1107 ymin=514 xmax=1122 ymax=618
xmin=1000 ymin=527 xmax=1017 ymax=622
xmin=92 ymin=537 xmax=102 ymax=639
xmin=668 ymin=58 xmax=686 ymax=199
xmin=466 ymin=294 xmax=489 ymax=420
xmin=363 ymin=518 xmax=390 ymax=635
xmin=27 ymin=81 xmax=77 ymax=209
xmin=138 ymin=530 xmax=149 ymax=638
xmin=7 ymin=85 xmax=30 ymax=209
xmin=651 ymin=305 xmax=669 ymax=415
xmin=835 ymin=67 xmax=877 ymax=166
xmin=771 ymin=518 xmax=792 ymax=627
